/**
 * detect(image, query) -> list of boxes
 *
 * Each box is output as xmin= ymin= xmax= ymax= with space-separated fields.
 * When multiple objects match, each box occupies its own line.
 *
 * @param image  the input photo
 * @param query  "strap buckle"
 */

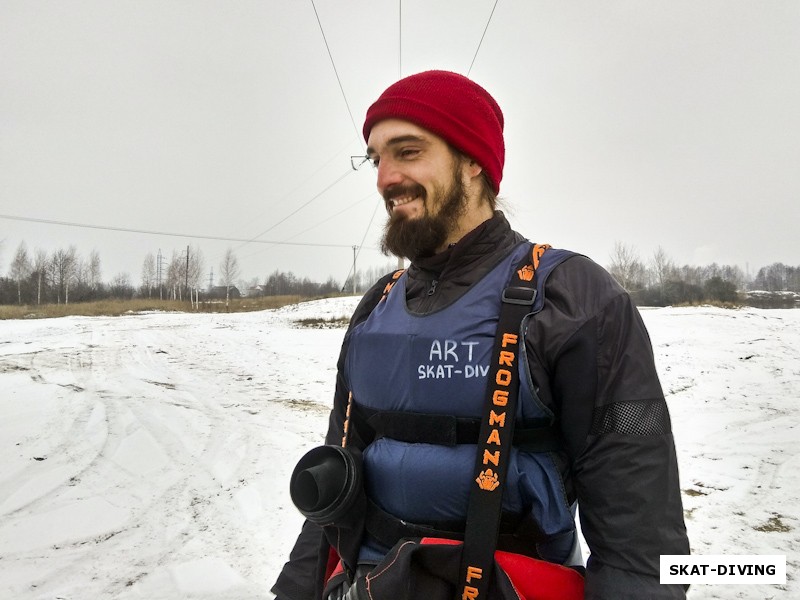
xmin=502 ymin=286 xmax=537 ymax=306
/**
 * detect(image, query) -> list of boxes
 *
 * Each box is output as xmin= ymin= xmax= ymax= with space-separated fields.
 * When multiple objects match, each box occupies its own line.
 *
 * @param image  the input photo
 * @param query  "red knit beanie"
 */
xmin=363 ymin=70 xmax=505 ymax=195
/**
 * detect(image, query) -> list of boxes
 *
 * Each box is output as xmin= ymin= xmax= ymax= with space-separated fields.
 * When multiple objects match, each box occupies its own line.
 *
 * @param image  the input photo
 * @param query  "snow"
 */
xmin=0 ymin=300 xmax=797 ymax=599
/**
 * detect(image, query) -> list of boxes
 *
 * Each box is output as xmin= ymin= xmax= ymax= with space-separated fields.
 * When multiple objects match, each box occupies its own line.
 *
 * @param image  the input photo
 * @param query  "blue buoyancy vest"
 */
xmin=344 ymin=242 xmax=577 ymax=564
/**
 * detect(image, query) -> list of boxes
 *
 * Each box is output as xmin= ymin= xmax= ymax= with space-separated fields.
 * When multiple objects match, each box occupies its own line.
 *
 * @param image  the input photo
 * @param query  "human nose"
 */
xmin=375 ymin=157 xmax=403 ymax=194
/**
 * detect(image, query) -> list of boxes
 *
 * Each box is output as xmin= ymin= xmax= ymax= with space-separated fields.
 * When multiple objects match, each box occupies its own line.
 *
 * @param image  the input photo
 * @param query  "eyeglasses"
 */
xmin=350 ymin=155 xmax=371 ymax=171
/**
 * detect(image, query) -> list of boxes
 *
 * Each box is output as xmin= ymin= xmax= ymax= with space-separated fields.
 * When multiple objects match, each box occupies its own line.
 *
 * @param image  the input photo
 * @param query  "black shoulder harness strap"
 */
xmin=457 ymin=242 xmax=553 ymax=600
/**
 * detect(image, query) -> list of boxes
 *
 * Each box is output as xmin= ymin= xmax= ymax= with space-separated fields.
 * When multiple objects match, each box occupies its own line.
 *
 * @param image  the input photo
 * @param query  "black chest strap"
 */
xmin=358 ymin=408 xmax=560 ymax=453
xmin=364 ymin=498 xmax=552 ymax=558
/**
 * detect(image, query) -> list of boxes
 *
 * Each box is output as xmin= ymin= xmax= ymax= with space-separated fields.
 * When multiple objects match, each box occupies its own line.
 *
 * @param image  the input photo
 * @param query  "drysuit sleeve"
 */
xmin=529 ymin=257 xmax=690 ymax=599
xmin=271 ymin=278 xmax=392 ymax=600
xmin=270 ymin=520 xmax=329 ymax=600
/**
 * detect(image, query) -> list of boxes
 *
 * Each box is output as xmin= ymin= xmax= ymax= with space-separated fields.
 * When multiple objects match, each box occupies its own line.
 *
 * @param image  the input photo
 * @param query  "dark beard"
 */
xmin=380 ymin=170 xmax=466 ymax=261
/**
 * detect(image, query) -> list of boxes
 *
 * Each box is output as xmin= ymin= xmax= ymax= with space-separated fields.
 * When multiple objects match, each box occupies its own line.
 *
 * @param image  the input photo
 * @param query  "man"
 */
xmin=273 ymin=70 xmax=689 ymax=600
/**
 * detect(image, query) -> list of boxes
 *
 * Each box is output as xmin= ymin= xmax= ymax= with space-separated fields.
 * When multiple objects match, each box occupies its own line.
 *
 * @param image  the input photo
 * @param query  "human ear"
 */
xmin=463 ymin=159 xmax=484 ymax=183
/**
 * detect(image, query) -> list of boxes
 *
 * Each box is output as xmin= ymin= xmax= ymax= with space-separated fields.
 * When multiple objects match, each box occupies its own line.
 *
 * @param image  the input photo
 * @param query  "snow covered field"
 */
xmin=0 ymin=300 xmax=797 ymax=599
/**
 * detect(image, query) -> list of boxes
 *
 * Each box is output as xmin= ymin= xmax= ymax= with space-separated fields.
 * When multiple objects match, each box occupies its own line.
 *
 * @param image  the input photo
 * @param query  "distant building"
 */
xmin=207 ymin=285 xmax=241 ymax=300
xmin=248 ymin=284 xmax=267 ymax=297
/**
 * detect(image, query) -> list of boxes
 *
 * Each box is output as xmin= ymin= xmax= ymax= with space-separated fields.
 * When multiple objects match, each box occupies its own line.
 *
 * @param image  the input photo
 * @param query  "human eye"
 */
xmin=398 ymin=146 xmax=421 ymax=160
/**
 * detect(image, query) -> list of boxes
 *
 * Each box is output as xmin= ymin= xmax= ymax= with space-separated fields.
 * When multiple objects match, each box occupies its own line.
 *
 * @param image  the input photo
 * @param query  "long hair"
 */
xmin=448 ymin=145 xmax=498 ymax=211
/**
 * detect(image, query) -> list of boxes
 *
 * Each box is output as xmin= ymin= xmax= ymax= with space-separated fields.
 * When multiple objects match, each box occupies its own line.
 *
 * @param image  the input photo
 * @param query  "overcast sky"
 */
xmin=1 ymin=0 xmax=798 ymax=288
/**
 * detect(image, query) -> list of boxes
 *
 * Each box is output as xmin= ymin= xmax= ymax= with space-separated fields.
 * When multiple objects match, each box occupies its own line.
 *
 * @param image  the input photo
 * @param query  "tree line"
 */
xmin=0 ymin=242 xmax=124 ymax=305
xmin=607 ymin=242 xmax=800 ymax=308
xmin=0 ymin=241 xmax=390 ymax=306
xmin=1 ymin=239 xmax=797 ymax=307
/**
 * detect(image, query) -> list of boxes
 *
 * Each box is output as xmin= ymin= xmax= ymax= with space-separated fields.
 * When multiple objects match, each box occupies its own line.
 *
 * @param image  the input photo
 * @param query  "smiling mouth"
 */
xmin=390 ymin=195 xmax=421 ymax=209
xmin=384 ymin=183 xmax=426 ymax=211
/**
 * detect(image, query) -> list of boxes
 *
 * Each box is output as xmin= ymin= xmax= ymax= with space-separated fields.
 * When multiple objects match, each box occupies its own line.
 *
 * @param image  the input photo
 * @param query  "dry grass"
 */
xmin=671 ymin=300 xmax=743 ymax=309
xmin=0 ymin=295 xmax=331 ymax=320
xmin=753 ymin=515 xmax=792 ymax=533
xmin=294 ymin=316 xmax=351 ymax=329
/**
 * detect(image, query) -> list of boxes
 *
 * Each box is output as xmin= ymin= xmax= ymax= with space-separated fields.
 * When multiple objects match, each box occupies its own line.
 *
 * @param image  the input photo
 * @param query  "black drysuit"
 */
xmin=273 ymin=212 xmax=690 ymax=600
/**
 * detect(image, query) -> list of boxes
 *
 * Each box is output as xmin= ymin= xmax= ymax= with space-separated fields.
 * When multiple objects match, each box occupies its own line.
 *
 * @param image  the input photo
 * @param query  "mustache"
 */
xmin=383 ymin=183 xmax=426 ymax=204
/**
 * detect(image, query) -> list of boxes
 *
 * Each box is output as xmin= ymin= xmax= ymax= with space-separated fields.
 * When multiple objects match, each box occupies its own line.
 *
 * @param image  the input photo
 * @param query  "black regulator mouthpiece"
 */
xmin=290 ymin=445 xmax=364 ymax=526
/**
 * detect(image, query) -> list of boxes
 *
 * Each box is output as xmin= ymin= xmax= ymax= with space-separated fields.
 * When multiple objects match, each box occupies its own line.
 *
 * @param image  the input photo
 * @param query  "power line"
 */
xmin=467 ymin=0 xmax=499 ymax=76
xmin=211 ymin=166 xmax=356 ymax=267
xmin=239 ymin=168 xmax=352 ymax=245
xmin=399 ymin=0 xmax=403 ymax=77
xmin=355 ymin=197 xmax=382 ymax=258
xmin=312 ymin=1 xmax=404 ymax=288
xmin=201 ymin=140 xmax=360 ymax=267
xmin=0 ymin=213 xmax=354 ymax=249
xmin=310 ymin=0 xmax=362 ymax=146
xmin=277 ymin=191 xmax=379 ymax=245
xmin=236 ymin=190 xmax=380 ymax=264
xmin=209 ymin=166 xmax=355 ymax=265
xmin=228 ymin=136 xmax=355 ymax=243
xmin=340 ymin=197 xmax=382 ymax=291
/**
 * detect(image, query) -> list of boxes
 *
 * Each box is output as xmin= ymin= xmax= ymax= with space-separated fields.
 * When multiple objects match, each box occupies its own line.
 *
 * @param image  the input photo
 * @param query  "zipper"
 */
xmin=427 ymin=279 xmax=438 ymax=296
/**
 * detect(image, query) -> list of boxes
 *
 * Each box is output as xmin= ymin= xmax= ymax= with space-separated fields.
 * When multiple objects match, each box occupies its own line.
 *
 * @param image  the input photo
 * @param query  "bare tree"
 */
xmin=678 ymin=264 xmax=704 ymax=288
xmin=33 ymin=249 xmax=48 ymax=305
xmin=158 ymin=246 xmax=204 ymax=301
xmin=73 ymin=253 xmax=97 ymax=299
xmin=87 ymin=249 xmax=102 ymax=293
xmin=219 ymin=247 xmax=240 ymax=308
xmin=49 ymin=246 xmax=77 ymax=304
xmin=110 ymin=272 xmax=134 ymax=299
xmin=719 ymin=264 xmax=745 ymax=291
xmin=141 ymin=253 xmax=156 ymax=297
xmin=608 ymin=242 xmax=645 ymax=291
xmin=362 ymin=261 xmax=401 ymax=288
xmin=754 ymin=263 xmax=788 ymax=292
xmin=650 ymin=246 xmax=675 ymax=303
xmin=9 ymin=242 xmax=32 ymax=305
xmin=187 ymin=245 xmax=205 ymax=305
xmin=165 ymin=251 xmax=185 ymax=300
